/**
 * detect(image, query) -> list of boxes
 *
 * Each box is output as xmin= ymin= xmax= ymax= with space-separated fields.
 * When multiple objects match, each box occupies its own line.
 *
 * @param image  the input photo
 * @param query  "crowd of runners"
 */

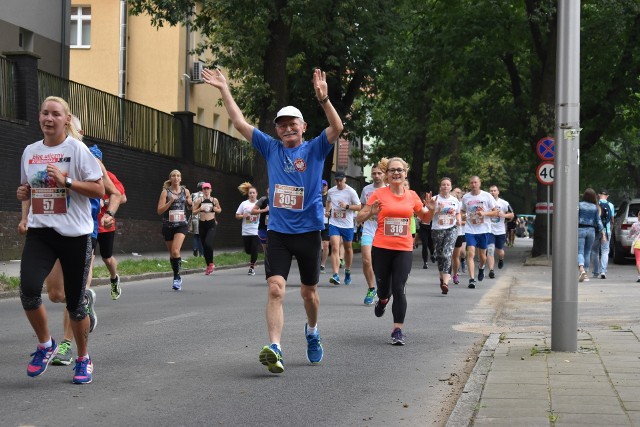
xmin=15 ymin=68 xmax=517 ymax=384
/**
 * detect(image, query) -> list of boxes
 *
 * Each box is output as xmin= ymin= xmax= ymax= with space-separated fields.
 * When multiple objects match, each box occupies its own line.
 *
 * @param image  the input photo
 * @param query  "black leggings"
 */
xmin=372 ymin=247 xmax=412 ymax=324
xmin=243 ymin=235 xmax=260 ymax=264
xmin=199 ymin=219 xmax=217 ymax=265
xmin=418 ymin=224 xmax=434 ymax=262
xmin=20 ymin=228 xmax=92 ymax=321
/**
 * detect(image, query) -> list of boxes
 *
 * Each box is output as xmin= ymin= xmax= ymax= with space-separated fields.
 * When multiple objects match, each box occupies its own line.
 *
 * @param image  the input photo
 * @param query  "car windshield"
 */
xmin=628 ymin=204 xmax=640 ymax=218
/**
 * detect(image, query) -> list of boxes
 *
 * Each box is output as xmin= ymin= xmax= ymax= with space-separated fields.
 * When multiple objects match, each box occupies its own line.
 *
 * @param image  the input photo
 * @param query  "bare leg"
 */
xmin=25 ymin=306 xmax=50 ymax=343
xmin=467 ymin=246 xmax=476 ymax=279
xmin=361 ymin=245 xmax=375 ymax=288
xmin=266 ymin=275 xmax=286 ymax=343
xmin=300 ymin=284 xmax=319 ymax=328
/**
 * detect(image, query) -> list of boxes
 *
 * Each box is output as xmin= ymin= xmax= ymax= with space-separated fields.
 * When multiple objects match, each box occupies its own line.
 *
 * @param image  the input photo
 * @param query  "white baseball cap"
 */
xmin=274 ymin=106 xmax=304 ymax=123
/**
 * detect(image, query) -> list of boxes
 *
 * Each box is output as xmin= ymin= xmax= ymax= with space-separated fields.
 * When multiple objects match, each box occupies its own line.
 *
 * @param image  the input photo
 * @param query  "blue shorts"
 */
xmin=465 ymin=233 xmax=489 ymax=250
xmin=488 ymin=233 xmax=506 ymax=250
xmin=360 ymin=234 xmax=374 ymax=246
xmin=258 ymin=229 xmax=268 ymax=245
xmin=329 ymin=224 xmax=355 ymax=242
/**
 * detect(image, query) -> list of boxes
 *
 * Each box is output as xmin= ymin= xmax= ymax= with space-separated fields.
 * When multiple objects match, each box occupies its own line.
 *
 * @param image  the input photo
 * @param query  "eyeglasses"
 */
xmin=276 ymin=122 xmax=300 ymax=130
xmin=387 ymin=168 xmax=405 ymax=174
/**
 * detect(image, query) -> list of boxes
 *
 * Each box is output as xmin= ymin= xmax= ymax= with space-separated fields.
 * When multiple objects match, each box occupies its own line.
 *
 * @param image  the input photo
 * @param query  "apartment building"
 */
xmin=69 ymin=0 xmax=237 ymax=137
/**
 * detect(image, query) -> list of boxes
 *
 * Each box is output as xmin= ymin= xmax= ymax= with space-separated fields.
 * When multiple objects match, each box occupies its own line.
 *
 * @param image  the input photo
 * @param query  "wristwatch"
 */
xmin=106 ymin=210 xmax=115 ymax=217
xmin=64 ymin=177 xmax=73 ymax=188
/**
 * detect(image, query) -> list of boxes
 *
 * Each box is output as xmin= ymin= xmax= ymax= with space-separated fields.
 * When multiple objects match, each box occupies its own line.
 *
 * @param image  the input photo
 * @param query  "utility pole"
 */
xmin=551 ymin=0 xmax=580 ymax=351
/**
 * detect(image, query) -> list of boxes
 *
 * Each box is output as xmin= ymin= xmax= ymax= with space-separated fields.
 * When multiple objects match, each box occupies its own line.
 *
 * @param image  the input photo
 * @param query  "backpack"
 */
xmin=599 ymin=200 xmax=611 ymax=228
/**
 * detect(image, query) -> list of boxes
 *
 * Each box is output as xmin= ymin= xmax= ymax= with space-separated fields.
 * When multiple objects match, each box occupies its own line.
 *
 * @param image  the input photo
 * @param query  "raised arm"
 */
xmin=313 ymin=69 xmax=343 ymax=143
xmin=202 ymin=68 xmax=255 ymax=142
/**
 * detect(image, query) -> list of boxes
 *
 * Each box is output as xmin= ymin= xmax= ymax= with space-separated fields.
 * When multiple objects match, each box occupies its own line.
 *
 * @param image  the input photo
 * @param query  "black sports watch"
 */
xmin=64 ymin=177 xmax=73 ymax=188
xmin=105 ymin=210 xmax=115 ymax=217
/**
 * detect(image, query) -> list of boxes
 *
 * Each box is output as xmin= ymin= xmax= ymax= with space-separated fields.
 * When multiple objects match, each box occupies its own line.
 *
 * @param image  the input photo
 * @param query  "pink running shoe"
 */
xmin=27 ymin=339 xmax=58 ymax=377
xmin=72 ymin=356 xmax=94 ymax=384
xmin=205 ymin=263 xmax=215 ymax=275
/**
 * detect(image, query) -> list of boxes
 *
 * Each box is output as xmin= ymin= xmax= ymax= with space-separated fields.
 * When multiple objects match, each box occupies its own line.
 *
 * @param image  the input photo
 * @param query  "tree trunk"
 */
xmin=253 ymin=0 xmax=291 ymax=192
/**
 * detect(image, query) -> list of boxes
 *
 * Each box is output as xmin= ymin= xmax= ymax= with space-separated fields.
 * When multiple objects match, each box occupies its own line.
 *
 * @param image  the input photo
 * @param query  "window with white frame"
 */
xmin=70 ymin=6 xmax=92 ymax=48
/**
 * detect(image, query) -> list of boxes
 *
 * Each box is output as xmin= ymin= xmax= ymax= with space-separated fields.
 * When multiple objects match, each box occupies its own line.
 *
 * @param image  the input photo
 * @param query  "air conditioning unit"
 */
xmin=191 ymin=60 xmax=204 ymax=83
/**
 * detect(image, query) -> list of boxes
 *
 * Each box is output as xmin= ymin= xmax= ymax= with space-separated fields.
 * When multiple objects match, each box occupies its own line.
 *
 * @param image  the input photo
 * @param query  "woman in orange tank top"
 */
xmin=356 ymin=158 xmax=432 ymax=345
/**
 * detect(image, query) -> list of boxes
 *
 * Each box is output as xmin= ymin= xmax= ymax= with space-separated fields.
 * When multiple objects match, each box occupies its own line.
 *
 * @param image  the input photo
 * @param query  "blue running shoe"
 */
xmin=391 ymin=328 xmax=406 ymax=345
xmin=27 ymin=339 xmax=58 ymax=377
xmin=329 ymin=273 xmax=341 ymax=285
xmin=344 ymin=269 xmax=352 ymax=285
xmin=172 ymin=277 xmax=182 ymax=291
xmin=72 ymin=356 xmax=93 ymax=384
xmin=305 ymin=323 xmax=324 ymax=363
xmin=259 ymin=344 xmax=284 ymax=373
xmin=478 ymin=268 xmax=485 ymax=281
xmin=364 ymin=288 xmax=376 ymax=305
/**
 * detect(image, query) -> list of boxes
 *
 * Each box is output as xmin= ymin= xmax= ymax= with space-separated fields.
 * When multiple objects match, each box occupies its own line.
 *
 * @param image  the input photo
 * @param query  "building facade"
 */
xmin=69 ymin=0 xmax=239 ymax=138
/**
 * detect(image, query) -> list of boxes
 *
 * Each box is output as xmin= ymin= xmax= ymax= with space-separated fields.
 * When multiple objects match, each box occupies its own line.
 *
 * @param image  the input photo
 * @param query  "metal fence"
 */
xmin=0 ymin=56 xmax=16 ymax=120
xmin=38 ymin=70 xmax=180 ymax=157
xmin=193 ymin=123 xmax=254 ymax=176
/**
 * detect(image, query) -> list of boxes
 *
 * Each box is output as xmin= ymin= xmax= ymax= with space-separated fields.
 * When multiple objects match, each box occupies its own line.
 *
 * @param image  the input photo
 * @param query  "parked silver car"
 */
xmin=612 ymin=198 xmax=640 ymax=264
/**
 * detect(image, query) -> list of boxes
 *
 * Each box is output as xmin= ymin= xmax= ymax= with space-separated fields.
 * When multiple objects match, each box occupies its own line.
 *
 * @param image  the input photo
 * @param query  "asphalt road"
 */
xmin=0 ymin=241 xmax=533 ymax=427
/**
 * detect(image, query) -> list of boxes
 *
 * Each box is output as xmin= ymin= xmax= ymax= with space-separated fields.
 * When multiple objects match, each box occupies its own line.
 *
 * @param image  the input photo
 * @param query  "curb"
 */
xmin=445 ymin=333 xmax=500 ymax=427
xmin=0 ymin=262 xmax=259 ymax=301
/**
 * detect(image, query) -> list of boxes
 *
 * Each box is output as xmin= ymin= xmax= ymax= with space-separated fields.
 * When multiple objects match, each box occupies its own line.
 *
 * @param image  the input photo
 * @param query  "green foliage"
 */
xmin=128 ymin=0 xmax=640 ymax=207
xmin=91 ymin=252 xmax=264 ymax=278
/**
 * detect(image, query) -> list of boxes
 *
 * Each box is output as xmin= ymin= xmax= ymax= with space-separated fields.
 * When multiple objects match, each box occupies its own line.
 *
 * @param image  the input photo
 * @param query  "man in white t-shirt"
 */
xmin=461 ymin=176 xmax=497 ymax=289
xmin=487 ymin=185 xmax=514 ymax=279
xmin=325 ymin=171 xmax=361 ymax=285
xmin=358 ymin=166 xmax=385 ymax=304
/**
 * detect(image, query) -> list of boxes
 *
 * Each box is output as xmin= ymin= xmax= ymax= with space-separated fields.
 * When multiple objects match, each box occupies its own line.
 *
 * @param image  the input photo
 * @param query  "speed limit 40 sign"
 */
xmin=536 ymin=161 xmax=554 ymax=185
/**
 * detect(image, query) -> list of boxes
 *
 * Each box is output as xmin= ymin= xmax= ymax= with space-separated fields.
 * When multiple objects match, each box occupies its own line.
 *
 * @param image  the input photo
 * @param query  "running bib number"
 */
xmin=333 ymin=210 xmax=347 ymax=219
xmin=273 ymin=184 xmax=304 ymax=210
xmin=169 ymin=209 xmax=185 ymax=222
xmin=383 ymin=217 xmax=409 ymax=237
xmin=438 ymin=215 xmax=455 ymax=227
xmin=469 ymin=209 xmax=485 ymax=225
xmin=31 ymin=188 xmax=67 ymax=215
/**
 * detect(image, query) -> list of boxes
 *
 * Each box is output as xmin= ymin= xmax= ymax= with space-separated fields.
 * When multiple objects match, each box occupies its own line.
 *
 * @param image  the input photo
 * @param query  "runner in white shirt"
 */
xmin=487 ymin=185 xmax=514 ymax=279
xmin=461 ymin=176 xmax=498 ymax=289
xmin=235 ymin=182 xmax=260 ymax=276
xmin=16 ymin=96 xmax=104 ymax=385
xmin=426 ymin=177 xmax=461 ymax=295
xmin=451 ymin=187 xmax=467 ymax=285
xmin=326 ymin=171 xmax=361 ymax=285
xmin=358 ymin=165 xmax=385 ymax=304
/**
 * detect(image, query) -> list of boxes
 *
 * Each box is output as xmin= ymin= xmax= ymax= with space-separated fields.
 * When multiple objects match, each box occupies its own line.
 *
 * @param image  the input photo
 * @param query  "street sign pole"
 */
xmin=552 ymin=0 xmax=580 ymax=352
xmin=547 ymin=185 xmax=550 ymax=259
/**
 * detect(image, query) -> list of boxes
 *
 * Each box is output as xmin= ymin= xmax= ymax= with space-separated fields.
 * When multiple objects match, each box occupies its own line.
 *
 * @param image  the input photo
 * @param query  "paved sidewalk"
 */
xmin=445 ymin=243 xmax=640 ymax=427
xmin=447 ymin=328 xmax=640 ymax=426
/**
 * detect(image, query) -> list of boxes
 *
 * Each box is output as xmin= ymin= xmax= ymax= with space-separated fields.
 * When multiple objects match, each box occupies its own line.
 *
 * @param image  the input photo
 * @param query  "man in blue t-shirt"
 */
xmin=203 ymin=67 xmax=343 ymax=374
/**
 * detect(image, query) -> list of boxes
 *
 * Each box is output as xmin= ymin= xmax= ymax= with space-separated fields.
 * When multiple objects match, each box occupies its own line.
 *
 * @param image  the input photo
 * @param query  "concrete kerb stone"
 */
xmin=0 ymin=261 xmax=262 ymax=301
xmin=446 ymin=333 xmax=501 ymax=427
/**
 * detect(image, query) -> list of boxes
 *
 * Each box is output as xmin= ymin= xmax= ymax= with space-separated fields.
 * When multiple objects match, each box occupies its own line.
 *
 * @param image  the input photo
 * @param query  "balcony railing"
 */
xmin=38 ymin=70 xmax=180 ymax=157
xmin=194 ymin=123 xmax=254 ymax=176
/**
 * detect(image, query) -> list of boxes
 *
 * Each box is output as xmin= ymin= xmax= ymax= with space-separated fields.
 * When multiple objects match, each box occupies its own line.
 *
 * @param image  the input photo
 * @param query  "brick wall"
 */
xmin=0 ymin=52 xmax=254 ymax=260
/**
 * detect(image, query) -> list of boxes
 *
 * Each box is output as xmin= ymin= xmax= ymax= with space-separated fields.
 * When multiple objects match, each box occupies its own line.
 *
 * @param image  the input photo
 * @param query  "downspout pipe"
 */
xmin=118 ymin=0 xmax=127 ymax=98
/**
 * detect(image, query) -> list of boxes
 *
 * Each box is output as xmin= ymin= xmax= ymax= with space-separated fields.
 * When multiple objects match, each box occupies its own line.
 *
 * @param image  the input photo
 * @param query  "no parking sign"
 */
xmin=536 ymin=137 xmax=555 ymax=160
